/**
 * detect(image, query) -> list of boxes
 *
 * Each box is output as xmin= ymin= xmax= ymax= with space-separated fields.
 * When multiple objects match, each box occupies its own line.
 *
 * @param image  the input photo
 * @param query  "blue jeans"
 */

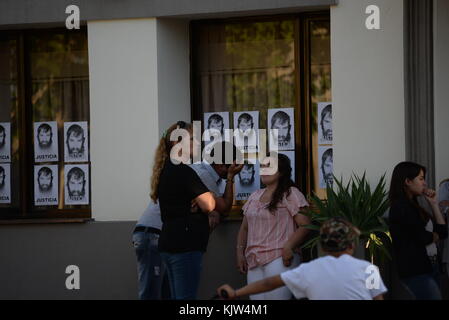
xmin=133 ymin=231 xmax=171 ymax=300
xmin=401 ymin=264 xmax=442 ymax=300
xmin=160 ymin=251 xmax=203 ymax=300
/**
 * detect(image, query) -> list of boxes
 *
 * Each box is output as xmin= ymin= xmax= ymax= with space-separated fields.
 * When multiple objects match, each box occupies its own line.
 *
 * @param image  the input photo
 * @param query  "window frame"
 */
xmin=189 ymin=11 xmax=331 ymax=207
xmin=0 ymin=27 xmax=91 ymax=221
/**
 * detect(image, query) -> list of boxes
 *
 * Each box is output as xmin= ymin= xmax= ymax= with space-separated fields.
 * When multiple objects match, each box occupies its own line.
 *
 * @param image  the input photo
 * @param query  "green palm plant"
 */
xmin=300 ymin=173 xmax=392 ymax=263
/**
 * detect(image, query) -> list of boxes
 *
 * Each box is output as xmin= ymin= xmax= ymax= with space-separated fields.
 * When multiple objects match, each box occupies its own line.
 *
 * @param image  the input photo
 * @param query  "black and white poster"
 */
xmin=279 ymin=151 xmax=296 ymax=183
xmin=64 ymin=164 xmax=89 ymax=205
xmin=318 ymin=102 xmax=332 ymax=144
xmin=235 ymin=161 xmax=260 ymax=201
xmin=203 ymin=112 xmax=230 ymax=152
xmin=319 ymin=146 xmax=333 ymax=189
xmin=0 ymin=163 xmax=11 ymax=204
xmin=268 ymin=108 xmax=295 ymax=151
xmin=233 ymin=111 xmax=259 ymax=153
xmin=34 ymin=165 xmax=58 ymax=206
xmin=0 ymin=122 xmax=11 ymax=163
xmin=64 ymin=122 xmax=89 ymax=162
xmin=34 ymin=121 xmax=58 ymax=162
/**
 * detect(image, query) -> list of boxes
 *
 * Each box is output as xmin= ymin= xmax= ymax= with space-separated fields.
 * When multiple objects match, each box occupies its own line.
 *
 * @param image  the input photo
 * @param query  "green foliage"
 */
xmin=300 ymin=173 xmax=391 ymax=262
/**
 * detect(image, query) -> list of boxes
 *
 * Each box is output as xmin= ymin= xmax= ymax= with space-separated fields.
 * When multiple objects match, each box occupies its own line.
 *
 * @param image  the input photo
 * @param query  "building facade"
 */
xmin=0 ymin=0 xmax=448 ymax=299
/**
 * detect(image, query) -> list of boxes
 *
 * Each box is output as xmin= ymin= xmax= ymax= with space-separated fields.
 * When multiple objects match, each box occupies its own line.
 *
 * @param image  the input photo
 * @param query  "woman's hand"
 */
xmin=423 ymin=188 xmax=438 ymax=206
xmin=282 ymin=245 xmax=294 ymax=267
xmin=217 ymin=284 xmax=236 ymax=300
xmin=236 ymin=250 xmax=248 ymax=274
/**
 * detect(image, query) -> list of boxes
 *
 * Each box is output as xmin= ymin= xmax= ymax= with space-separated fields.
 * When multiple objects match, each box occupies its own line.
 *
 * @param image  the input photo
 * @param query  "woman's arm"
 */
xmin=236 ymin=216 xmax=249 ymax=274
xmin=194 ymin=192 xmax=216 ymax=214
xmin=218 ymin=275 xmax=285 ymax=299
xmin=282 ymin=211 xmax=310 ymax=267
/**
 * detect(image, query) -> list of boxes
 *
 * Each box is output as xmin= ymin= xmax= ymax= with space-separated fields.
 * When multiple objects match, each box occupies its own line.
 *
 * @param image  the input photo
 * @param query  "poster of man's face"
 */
xmin=268 ymin=108 xmax=295 ymax=151
xmin=319 ymin=147 xmax=333 ymax=189
xmin=34 ymin=165 xmax=58 ymax=205
xmin=203 ymin=112 xmax=230 ymax=150
xmin=0 ymin=163 xmax=11 ymax=204
xmin=64 ymin=164 xmax=89 ymax=205
xmin=318 ymin=103 xmax=332 ymax=144
xmin=236 ymin=161 xmax=260 ymax=201
xmin=64 ymin=122 xmax=88 ymax=162
xmin=0 ymin=123 xmax=11 ymax=163
xmin=279 ymin=151 xmax=296 ymax=183
xmin=34 ymin=121 xmax=58 ymax=162
xmin=233 ymin=111 xmax=259 ymax=153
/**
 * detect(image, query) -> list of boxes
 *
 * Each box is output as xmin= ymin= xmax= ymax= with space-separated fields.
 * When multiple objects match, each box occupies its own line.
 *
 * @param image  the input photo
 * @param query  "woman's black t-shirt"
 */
xmin=157 ymin=160 xmax=211 ymax=253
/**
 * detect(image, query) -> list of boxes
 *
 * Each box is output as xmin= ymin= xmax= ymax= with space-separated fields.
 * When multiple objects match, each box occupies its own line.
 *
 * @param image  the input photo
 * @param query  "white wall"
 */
xmin=88 ymin=18 xmax=191 ymax=221
xmin=331 ymin=0 xmax=405 ymax=184
xmin=88 ymin=19 xmax=159 ymax=221
xmin=156 ymin=19 xmax=191 ymax=132
xmin=434 ymin=0 xmax=449 ymax=186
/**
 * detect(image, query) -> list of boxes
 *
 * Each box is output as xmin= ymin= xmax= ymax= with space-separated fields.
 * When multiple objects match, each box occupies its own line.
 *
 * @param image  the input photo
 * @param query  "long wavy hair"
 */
xmin=150 ymin=121 xmax=192 ymax=202
xmin=266 ymin=153 xmax=298 ymax=213
xmin=389 ymin=161 xmax=430 ymax=221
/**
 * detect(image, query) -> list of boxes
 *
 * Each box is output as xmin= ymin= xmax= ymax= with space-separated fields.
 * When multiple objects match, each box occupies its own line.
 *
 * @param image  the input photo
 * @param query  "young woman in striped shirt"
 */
xmin=236 ymin=154 xmax=310 ymax=300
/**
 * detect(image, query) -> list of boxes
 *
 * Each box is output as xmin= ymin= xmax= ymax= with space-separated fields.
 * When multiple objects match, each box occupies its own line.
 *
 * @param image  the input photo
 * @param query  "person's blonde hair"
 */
xmin=150 ymin=122 xmax=192 ymax=202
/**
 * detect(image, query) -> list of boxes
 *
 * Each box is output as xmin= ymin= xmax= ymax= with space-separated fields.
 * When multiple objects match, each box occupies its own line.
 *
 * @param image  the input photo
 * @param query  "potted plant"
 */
xmin=300 ymin=173 xmax=392 ymax=264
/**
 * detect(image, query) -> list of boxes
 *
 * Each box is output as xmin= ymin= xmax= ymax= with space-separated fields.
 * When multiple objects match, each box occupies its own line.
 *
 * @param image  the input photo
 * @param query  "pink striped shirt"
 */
xmin=242 ymin=187 xmax=309 ymax=269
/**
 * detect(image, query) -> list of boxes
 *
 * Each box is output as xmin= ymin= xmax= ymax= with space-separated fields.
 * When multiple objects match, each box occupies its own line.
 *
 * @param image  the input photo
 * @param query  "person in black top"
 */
xmin=389 ymin=161 xmax=448 ymax=300
xmin=150 ymin=121 xmax=216 ymax=300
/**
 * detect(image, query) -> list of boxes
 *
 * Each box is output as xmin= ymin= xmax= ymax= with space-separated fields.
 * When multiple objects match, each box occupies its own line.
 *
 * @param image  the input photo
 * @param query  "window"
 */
xmin=191 ymin=13 xmax=331 ymax=213
xmin=0 ymin=29 xmax=90 ymax=220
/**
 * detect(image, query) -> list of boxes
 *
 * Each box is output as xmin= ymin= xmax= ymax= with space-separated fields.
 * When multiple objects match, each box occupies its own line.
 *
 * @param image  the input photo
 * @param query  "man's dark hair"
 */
xmin=207 ymin=114 xmax=224 ymax=132
xmin=67 ymin=167 xmax=85 ymax=182
xmin=0 ymin=125 xmax=5 ymax=137
xmin=237 ymin=113 xmax=254 ymax=129
xmin=38 ymin=166 xmax=53 ymax=179
xmin=270 ymin=111 xmax=290 ymax=128
xmin=37 ymin=123 xmax=52 ymax=135
xmin=66 ymin=124 xmax=84 ymax=141
xmin=321 ymin=148 xmax=333 ymax=170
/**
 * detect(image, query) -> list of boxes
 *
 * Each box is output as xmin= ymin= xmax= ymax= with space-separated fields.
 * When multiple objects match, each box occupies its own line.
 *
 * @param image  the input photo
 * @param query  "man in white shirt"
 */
xmin=217 ymin=217 xmax=388 ymax=300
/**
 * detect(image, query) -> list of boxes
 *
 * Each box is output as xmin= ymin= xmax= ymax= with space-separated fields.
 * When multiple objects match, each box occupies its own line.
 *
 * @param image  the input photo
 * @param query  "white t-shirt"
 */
xmin=280 ymin=254 xmax=387 ymax=300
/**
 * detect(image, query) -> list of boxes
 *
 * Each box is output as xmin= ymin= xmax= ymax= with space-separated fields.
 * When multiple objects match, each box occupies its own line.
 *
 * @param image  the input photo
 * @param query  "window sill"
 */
xmin=0 ymin=218 xmax=94 ymax=225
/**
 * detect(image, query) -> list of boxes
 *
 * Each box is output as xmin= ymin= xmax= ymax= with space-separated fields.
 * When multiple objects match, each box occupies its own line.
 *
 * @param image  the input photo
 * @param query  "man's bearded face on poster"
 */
xmin=321 ymin=106 xmax=332 ymax=140
xmin=239 ymin=164 xmax=255 ymax=186
xmin=37 ymin=125 xmax=53 ymax=148
xmin=0 ymin=126 xmax=5 ymax=149
xmin=271 ymin=119 xmax=291 ymax=147
xmin=66 ymin=127 xmax=85 ymax=157
xmin=0 ymin=167 xmax=5 ymax=190
xmin=38 ymin=169 xmax=53 ymax=193
xmin=321 ymin=152 xmax=333 ymax=187
xmin=67 ymin=169 xmax=86 ymax=198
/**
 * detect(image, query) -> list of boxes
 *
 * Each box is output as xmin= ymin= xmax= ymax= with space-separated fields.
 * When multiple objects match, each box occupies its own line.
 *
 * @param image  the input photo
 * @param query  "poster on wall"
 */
xmin=0 ymin=122 xmax=11 ymax=163
xmin=64 ymin=164 xmax=89 ymax=205
xmin=235 ymin=161 xmax=260 ymax=201
xmin=34 ymin=121 xmax=59 ymax=162
xmin=268 ymin=108 xmax=295 ymax=151
xmin=34 ymin=165 xmax=58 ymax=206
xmin=318 ymin=102 xmax=333 ymax=144
xmin=203 ymin=112 xmax=230 ymax=153
xmin=64 ymin=122 xmax=89 ymax=162
xmin=0 ymin=163 xmax=11 ymax=204
xmin=233 ymin=111 xmax=259 ymax=153
xmin=319 ymin=146 xmax=333 ymax=189
xmin=279 ymin=151 xmax=296 ymax=183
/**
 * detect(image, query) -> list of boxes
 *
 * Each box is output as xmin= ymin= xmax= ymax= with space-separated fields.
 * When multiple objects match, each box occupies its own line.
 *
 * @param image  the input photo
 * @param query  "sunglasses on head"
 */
xmin=177 ymin=121 xmax=187 ymax=129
